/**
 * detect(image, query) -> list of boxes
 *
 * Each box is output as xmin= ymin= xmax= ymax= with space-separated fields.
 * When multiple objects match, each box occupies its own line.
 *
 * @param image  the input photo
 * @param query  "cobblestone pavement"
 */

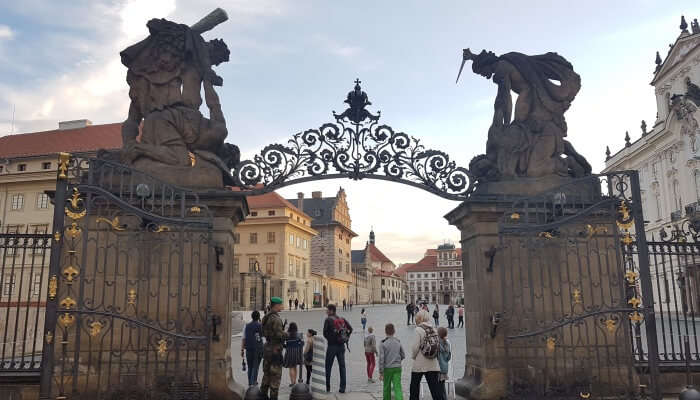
xmin=232 ymin=304 xmax=466 ymax=397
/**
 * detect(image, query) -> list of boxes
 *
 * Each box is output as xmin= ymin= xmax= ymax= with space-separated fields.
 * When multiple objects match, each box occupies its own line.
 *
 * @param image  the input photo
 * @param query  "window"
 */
xmin=315 ymin=209 xmax=321 ymax=217
xmin=296 ymin=259 xmax=301 ymax=277
xmin=303 ymin=239 xmax=308 ymax=249
xmin=268 ymin=210 xmax=275 ymax=216
xmin=267 ymin=232 xmax=275 ymax=243
xmin=303 ymin=262 xmax=307 ymax=278
xmin=338 ymin=260 xmax=342 ymax=272
xmin=251 ymin=211 xmax=258 ymax=217
xmin=346 ymin=262 xmax=349 ymax=274
xmin=31 ymin=225 xmax=49 ymax=254
xmin=338 ymin=248 xmax=342 ymax=255
xmin=655 ymin=192 xmax=662 ymax=220
xmin=249 ymin=258 xmax=258 ymax=272
xmin=381 ymin=278 xmax=386 ymax=285
xmin=289 ymin=259 xmax=294 ymax=275
xmin=673 ymin=180 xmax=681 ymax=211
xmin=266 ymin=255 xmax=275 ymax=274
xmin=249 ymin=287 xmax=257 ymax=306
xmin=338 ymin=233 xmax=342 ymax=240
xmin=32 ymin=273 xmax=42 ymax=297
xmin=382 ymin=289 xmax=386 ymax=298
xmin=296 ymin=216 xmax=300 ymax=222
xmin=233 ymin=257 xmax=239 ymax=272
xmin=11 ymin=194 xmax=24 ymax=210
xmin=36 ymin=193 xmax=49 ymax=209
xmin=296 ymin=237 xmax=301 ymax=248
xmin=289 ymin=234 xmax=294 ymax=245
xmin=3 ymin=274 xmax=16 ymax=296
xmin=42 ymin=162 xmax=51 ymax=170
xmin=17 ymin=164 xmax=26 ymax=172
xmin=0 ymin=166 xmax=3 ymax=173
xmin=249 ymin=233 xmax=257 ymax=244
xmin=233 ymin=233 xmax=240 ymax=244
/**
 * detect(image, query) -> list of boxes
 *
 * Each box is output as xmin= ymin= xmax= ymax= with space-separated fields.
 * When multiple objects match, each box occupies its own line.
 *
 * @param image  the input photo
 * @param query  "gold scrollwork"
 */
xmin=58 ymin=313 xmax=75 ymax=328
xmin=45 ymin=331 xmax=53 ymax=344
xmin=629 ymin=311 xmax=644 ymax=323
xmin=510 ymin=212 xmax=520 ymax=221
xmin=605 ymin=319 xmax=616 ymax=333
xmin=546 ymin=337 xmax=556 ymax=352
xmin=538 ymin=231 xmax=554 ymax=239
xmin=190 ymin=206 xmax=201 ymax=214
xmin=58 ymin=152 xmax=71 ymax=179
xmin=580 ymin=392 xmax=591 ymax=399
xmin=65 ymin=188 xmax=87 ymax=220
xmin=625 ymin=271 xmax=638 ymax=285
xmin=572 ymin=289 xmax=582 ymax=305
xmin=153 ymin=225 xmax=171 ymax=233
xmin=617 ymin=200 xmax=634 ymax=229
xmin=96 ymin=216 xmax=126 ymax=231
xmin=65 ymin=208 xmax=86 ymax=220
xmin=621 ymin=232 xmax=634 ymax=246
xmin=62 ymin=265 xmax=79 ymax=283
xmin=89 ymin=321 xmax=103 ymax=337
xmin=583 ymin=224 xmax=608 ymax=239
xmin=628 ymin=297 xmax=641 ymax=308
xmin=188 ymin=151 xmax=196 ymax=167
xmin=53 ymin=232 xmax=61 ymax=242
xmin=157 ymin=338 xmax=168 ymax=356
xmin=127 ymin=288 xmax=137 ymax=306
xmin=60 ymin=297 xmax=76 ymax=310
xmin=48 ymin=276 xmax=57 ymax=300
xmin=66 ymin=222 xmax=82 ymax=239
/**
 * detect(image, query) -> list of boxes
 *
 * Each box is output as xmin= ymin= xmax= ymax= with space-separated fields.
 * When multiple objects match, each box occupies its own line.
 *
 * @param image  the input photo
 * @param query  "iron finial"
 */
xmin=681 ymin=15 xmax=689 ymax=33
xmin=605 ymin=146 xmax=611 ymax=161
xmin=624 ymin=131 xmax=631 ymax=147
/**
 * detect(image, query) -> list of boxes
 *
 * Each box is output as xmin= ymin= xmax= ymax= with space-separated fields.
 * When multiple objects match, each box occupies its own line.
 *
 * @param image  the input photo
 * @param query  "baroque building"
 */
xmin=603 ymin=15 xmax=700 ymax=313
xmin=351 ymin=229 xmax=405 ymax=304
xmin=287 ymin=188 xmax=357 ymax=306
xmin=233 ymin=191 xmax=317 ymax=310
xmin=399 ymin=243 xmax=464 ymax=305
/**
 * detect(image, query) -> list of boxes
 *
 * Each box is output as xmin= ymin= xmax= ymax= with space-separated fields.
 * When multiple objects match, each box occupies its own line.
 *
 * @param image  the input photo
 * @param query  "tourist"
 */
xmin=364 ymin=326 xmax=378 ymax=382
xmin=349 ymin=300 xmax=353 ymax=310
xmin=437 ymin=327 xmax=452 ymax=400
xmin=446 ymin=305 xmax=455 ymax=329
xmin=283 ymin=322 xmax=304 ymax=386
xmin=432 ymin=305 xmax=440 ymax=327
xmin=342 ymin=299 xmax=347 ymax=311
xmin=294 ymin=298 xmax=299 ymax=310
xmin=361 ymin=308 xmax=368 ymax=331
xmin=323 ymin=304 xmax=353 ymax=393
xmin=261 ymin=297 xmax=287 ymax=400
xmin=289 ymin=298 xmax=293 ymax=310
xmin=409 ymin=310 xmax=444 ymax=400
xmin=241 ymin=310 xmax=264 ymax=386
xmin=379 ymin=323 xmax=405 ymax=400
xmin=300 ymin=301 xmax=306 ymax=311
xmin=303 ymin=329 xmax=317 ymax=385
xmin=406 ymin=302 xmax=415 ymax=325
xmin=457 ymin=305 xmax=464 ymax=328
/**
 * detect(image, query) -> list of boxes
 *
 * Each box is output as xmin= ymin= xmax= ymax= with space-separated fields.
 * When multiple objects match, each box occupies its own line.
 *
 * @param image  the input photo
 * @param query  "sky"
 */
xmin=0 ymin=1 xmax=698 ymax=264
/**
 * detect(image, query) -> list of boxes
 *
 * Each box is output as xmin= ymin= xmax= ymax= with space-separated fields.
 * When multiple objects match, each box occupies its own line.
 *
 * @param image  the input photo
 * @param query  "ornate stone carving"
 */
xmin=457 ymin=48 xmax=591 ymax=182
xmin=115 ymin=9 xmax=240 ymax=188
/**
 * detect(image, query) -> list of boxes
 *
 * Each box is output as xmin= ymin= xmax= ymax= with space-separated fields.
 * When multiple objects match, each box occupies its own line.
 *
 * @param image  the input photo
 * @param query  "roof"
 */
xmin=0 ymin=123 xmax=122 ymax=159
xmin=287 ymin=197 xmax=336 ymax=225
xmin=248 ymin=191 xmax=308 ymax=217
xmin=373 ymin=268 xmax=404 ymax=280
xmin=394 ymin=263 xmax=413 ymax=277
xmin=402 ymin=254 xmax=438 ymax=272
xmin=651 ymin=27 xmax=700 ymax=85
xmin=425 ymin=249 xmax=438 ymax=256
xmin=351 ymin=249 xmax=365 ymax=264
xmin=367 ymin=243 xmax=392 ymax=263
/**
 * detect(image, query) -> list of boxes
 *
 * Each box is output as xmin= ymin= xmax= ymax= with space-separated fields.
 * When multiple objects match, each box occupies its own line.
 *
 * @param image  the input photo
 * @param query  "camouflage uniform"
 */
xmin=260 ymin=310 xmax=286 ymax=400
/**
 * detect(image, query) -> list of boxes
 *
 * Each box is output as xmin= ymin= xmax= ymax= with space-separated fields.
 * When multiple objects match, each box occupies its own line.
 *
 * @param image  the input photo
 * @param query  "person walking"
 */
xmin=241 ymin=310 xmax=264 ymax=386
xmin=342 ymin=299 xmax=347 ymax=311
xmin=303 ymin=329 xmax=316 ymax=385
xmin=364 ymin=326 xmax=378 ymax=382
xmin=457 ymin=305 xmax=464 ymax=328
xmin=378 ymin=323 xmax=405 ymax=400
xmin=289 ymin=298 xmax=293 ymax=310
xmin=406 ymin=302 xmax=415 ymax=326
xmin=261 ymin=297 xmax=287 ymax=400
xmin=445 ymin=305 xmax=455 ymax=329
xmin=437 ymin=327 xmax=452 ymax=400
xmin=294 ymin=298 xmax=299 ymax=310
xmin=323 ymin=304 xmax=353 ymax=393
xmin=432 ymin=305 xmax=440 ymax=327
xmin=283 ymin=322 xmax=304 ymax=386
xmin=409 ymin=310 xmax=444 ymax=400
xmin=361 ymin=308 xmax=368 ymax=331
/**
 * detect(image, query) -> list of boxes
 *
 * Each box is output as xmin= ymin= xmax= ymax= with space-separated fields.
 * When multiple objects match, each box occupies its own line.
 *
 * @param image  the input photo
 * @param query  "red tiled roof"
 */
xmin=247 ymin=191 xmax=309 ymax=217
xmin=0 ymin=123 xmax=122 ymax=159
xmin=401 ymin=255 xmax=438 ymax=272
xmin=425 ymin=249 xmax=438 ymax=256
xmin=373 ymin=268 xmax=404 ymax=280
xmin=394 ymin=263 xmax=413 ymax=277
xmin=367 ymin=243 xmax=392 ymax=263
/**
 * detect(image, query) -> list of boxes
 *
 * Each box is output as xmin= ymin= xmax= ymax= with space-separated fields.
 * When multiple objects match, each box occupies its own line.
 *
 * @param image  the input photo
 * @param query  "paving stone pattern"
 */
xmin=232 ymin=304 xmax=466 ymax=397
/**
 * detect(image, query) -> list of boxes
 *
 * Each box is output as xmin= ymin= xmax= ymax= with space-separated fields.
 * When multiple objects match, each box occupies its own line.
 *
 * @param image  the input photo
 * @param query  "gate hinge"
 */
xmin=211 ymin=314 xmax=222 ymax=341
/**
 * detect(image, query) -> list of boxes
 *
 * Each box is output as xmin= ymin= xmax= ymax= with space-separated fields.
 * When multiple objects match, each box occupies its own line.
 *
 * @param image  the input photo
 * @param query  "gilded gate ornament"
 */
xmin=546 ymin=336 xmax=556 ymax=352
xmin=58 ymin=313 xmax=75 ymax=328
xmin=57 ymin=152 xmax=71 ymax=179
xmin=96 ymin=216 xmax=127 ymax=231
xmin=127 ymin=288 xmax=137 ymax=305
xmin=53 ymin=232 xmax=61 ymax=242
xmin=621 ymin=232 xmax=634 ymax=245
xmin=625 ymin=271 xmax=638 ymax=285
xmin=62 ymin=266 xmax=79 ymax=283
xmin=572 ymin=289 xmax=582 ymax=305
xmin=60 ymin=297 xmax=76 ymax=309
xmin=628 ymin=297 xmax=641 ymax=308
xmin=89 ymin=321 xmax=103 ymax=337
xmin=45 ymin=331 xmax=53 ymax=344
xmin=605 ymin=319 xmax=616 ymax=333
xmin=157 ymin=339 xmax=168 ymax=356
xmin=190 ymin=206 xmax=202 ymax=214
xmin=66 ymin=222 xmax=82 ymax=239
xmin=629 ymin=311 xmax=644 ymax=323
xmin=617 ymin=200 xmax=634 ymax=229
xmin=48 ymin=276 xmax=57 ymax=300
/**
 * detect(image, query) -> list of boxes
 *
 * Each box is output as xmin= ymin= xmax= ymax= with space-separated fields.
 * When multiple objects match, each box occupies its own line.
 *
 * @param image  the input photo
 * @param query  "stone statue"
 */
xmin=117 ymin=8 xmax=239 ymax=187
xmin=458 ymin=48 xmax=591 ymax=181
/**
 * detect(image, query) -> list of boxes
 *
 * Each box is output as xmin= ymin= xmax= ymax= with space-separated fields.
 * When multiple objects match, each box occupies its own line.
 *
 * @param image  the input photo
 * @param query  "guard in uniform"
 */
xmin=260 ymin=297 xmax=286 ymax=399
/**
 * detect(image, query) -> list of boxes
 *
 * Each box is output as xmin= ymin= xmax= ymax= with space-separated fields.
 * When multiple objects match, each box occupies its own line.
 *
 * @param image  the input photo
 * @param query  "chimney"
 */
xmin=312 ymin=191 xmax=322 ymax=199
xmin=58 ymin=119 xmax=92 ymax=130
xmin=297 ymin=192 xmax=304 ymax=212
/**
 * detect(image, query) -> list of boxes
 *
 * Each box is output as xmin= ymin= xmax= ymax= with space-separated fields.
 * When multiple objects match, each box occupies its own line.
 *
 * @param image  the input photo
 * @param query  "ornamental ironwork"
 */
xmin=232 ymin=79 xmax=474 ymax=201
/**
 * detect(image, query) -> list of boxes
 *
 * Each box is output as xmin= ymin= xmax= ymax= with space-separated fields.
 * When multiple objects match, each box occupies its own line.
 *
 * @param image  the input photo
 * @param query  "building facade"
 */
xmin=351 ymin=229 xmax=404 ymax=304
xmin=287 ymin=188 xmax=357 ymax=306
xmin=401 ymin=243 xmax=464 ymax=305
xmin=603 ymin=16 xmax=700 ymax=313
xmin=233 ymin=191 xmax=317 ymax=310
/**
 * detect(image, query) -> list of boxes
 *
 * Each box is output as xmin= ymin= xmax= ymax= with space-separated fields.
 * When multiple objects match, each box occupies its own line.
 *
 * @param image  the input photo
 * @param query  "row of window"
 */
xmin=234 ymin=255 xmax=308 ymax=278
xmin=1 ymin=273 xmax=43 ymax=297
xmin=248 ymin=210 xmax=309 ymax=226
xmin=408 ymin=271 xmax=462 ymax=279
xmin=338 ymin=260 xmax=350 ymax=274
xmin=5 ymin=193 xmax=50 ymax=211
xmin=233 ymin=232 xmax=309 ymax=249
xmin=0 ymin=162 xmax=52 ymax=174
xmin=380 ymin=278 xmax=401 ymax=287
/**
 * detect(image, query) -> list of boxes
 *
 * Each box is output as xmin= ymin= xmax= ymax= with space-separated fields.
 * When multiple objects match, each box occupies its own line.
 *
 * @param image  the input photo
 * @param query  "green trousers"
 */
xmin=382 ymin=367 xmax=403 ymax=400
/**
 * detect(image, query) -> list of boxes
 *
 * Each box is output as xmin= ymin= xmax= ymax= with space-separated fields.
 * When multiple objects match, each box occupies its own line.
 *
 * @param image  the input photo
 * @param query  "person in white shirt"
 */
xmin=409 ymin=310 xmax=444 ymax=400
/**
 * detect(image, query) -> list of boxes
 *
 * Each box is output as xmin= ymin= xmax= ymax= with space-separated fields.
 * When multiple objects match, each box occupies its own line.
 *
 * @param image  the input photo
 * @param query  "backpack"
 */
xmin=419 ymin=324 xmax=439 ymax=359
xmin=332 ymin=316 xmax=351 ymax=345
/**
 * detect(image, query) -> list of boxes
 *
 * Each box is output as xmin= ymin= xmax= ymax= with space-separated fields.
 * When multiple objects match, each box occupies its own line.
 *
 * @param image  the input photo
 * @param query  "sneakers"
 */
xmin=368 ymin=378 xmax=375 ymax=383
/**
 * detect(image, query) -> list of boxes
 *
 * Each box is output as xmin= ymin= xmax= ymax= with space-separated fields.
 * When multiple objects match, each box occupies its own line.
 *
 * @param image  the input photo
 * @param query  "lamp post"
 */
xmin=254 ymin=260 xmax=261 ymax=311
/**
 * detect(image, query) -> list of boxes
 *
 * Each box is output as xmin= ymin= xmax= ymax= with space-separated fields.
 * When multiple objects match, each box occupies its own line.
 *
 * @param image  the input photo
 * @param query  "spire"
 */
xmin=680 ymin=15 xmax=689 ymax=34
xmin=369 ymin=227 xmax=375 ymax=245
xmin=605 ymin=146 xmax=611 ymax=161
xmin=655 ymin=51 xmax=662 ymax=72
xmin=641 ymin=120 xmax=647 ymax=136
xmin=624 ymin=131 xmax=631 ymax=147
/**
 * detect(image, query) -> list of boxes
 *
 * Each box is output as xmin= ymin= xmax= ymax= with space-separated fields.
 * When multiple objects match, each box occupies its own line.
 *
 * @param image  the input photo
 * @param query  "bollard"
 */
xmin=309 ymin=336 xmax=328 ymax=399
xmin=680 ymin=386 xmax=700 ymax=400
xmin=289 ymin=383 xmax=313 ymax=400
xmin=244 ymin=385 xmax=266 ymax=400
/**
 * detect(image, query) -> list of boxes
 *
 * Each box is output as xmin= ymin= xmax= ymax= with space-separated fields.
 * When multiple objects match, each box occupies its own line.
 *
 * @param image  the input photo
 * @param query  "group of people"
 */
xmin=288 ymin=297 xmax=307 ymax=311
xmin=242 ymin=297 xmax=455 ymax=400
xmin=406 ymin=302 xmax=464 ymax=329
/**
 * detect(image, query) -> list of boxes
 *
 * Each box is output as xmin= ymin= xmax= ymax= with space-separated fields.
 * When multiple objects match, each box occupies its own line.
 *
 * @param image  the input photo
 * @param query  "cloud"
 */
xmin=314 ymin=35 xmax=363 ymax=59
xmin=0 ymin=25 xmax=14 ymax=39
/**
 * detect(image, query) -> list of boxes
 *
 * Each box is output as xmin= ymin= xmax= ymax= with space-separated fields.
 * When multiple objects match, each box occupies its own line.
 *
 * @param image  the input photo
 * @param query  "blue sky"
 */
xmin=0 ymin=1 xmax=698 ymax=263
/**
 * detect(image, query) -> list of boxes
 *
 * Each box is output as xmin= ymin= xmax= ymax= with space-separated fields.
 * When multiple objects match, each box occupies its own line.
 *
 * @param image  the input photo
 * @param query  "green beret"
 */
xmin=271 ymin=297 xmax=282 ymax=305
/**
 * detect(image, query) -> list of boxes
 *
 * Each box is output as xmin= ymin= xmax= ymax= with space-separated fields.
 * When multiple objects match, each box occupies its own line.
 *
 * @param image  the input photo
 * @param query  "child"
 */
xmin=361 ymin=308 xmax=368 ymax=331
xmin=437 ymin=327 xmax=452 ymax=400
xmin=303 ymin=329 xmax=317 ymax=385
xmin=378 ymin=323 xmax=405 ymax=400
xmin=364 ymin=326 xmax=378 ymax=382
xmin=283 ymin=322 xmax=304 ymax=386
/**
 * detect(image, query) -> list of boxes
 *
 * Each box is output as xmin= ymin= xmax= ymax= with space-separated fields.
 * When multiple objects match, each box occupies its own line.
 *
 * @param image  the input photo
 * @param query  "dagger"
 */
xmin=456 ymin=48 xmax=476 ymax=84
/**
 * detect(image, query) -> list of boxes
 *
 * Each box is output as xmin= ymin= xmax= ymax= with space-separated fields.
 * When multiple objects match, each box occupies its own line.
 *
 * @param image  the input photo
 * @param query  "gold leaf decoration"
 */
xmin=605 ymin=319 xmax=616 ymax=333
xmin=190 ymin=206 xmax=201 ymax=214
xmin=48 ymin=276 xmax=57 ymax=300
xmin=53 ymin=232 xmax=61 ymax=242
xmin=127 ymin=288 xmax=137 ymax=306
xmin=58 ymin=313 xmax=75 ymax=328
xmin=60 ymin=297 xmax=76 ymax=310
xmin=188 ymin=151 xmax=196 ymax=167
xmin=45 ymin=331 xmax=53 ymax=344
xmin=153 ymin=225 xmax=171 ymax=233
xmin=572 ymin=289 xmax=582 ymax=305
xmin=580 ymin=392 xmax=591 ymax=399
xmin=546 ymin=337 xmax=556 ymax=352
xmin=625 ymin=271 xmax=638 ymax=285
xmin=621 ymin=232 xmax=634 ymax=246
xmin=629 ymin=311 xmax=644 ymax=323
xmin=510 ymin=212 xmax=520 ymax=220
xmin=89 ymin=321 xmax=103 ymax=337
xmin=628 ymin=297 xmax=641 ymax=308
xmin=69 ymin=187 xmax=82 ymax=210
xmin=96 ymin=217 xmax=126 ymax=231
xmin=66 ymin=222 xmax=82 ymax=239
xmin=65 ymin=208 xmax=87 ymax=220
xmin=157 ymin=339 xmax=168 ymax=356
xmin=62 ymin=265 xmax=79 ymax=283
xmin=58 ymin=152 xmax=71 ymax=179
xmin=538 ymin=231 xmax=554 ymax=239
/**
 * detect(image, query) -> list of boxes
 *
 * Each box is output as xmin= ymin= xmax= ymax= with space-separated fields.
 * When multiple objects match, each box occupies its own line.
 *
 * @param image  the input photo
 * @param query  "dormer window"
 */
xmin=17 ymin=164 xmax=27 ymax=172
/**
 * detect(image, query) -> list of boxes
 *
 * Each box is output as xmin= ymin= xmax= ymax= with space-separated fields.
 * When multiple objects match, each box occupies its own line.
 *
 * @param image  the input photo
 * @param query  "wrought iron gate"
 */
xmin=498 ymin=171 xmax=661 ymax=399
xmin=40 ymin=155 xmax=214 ymax=400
